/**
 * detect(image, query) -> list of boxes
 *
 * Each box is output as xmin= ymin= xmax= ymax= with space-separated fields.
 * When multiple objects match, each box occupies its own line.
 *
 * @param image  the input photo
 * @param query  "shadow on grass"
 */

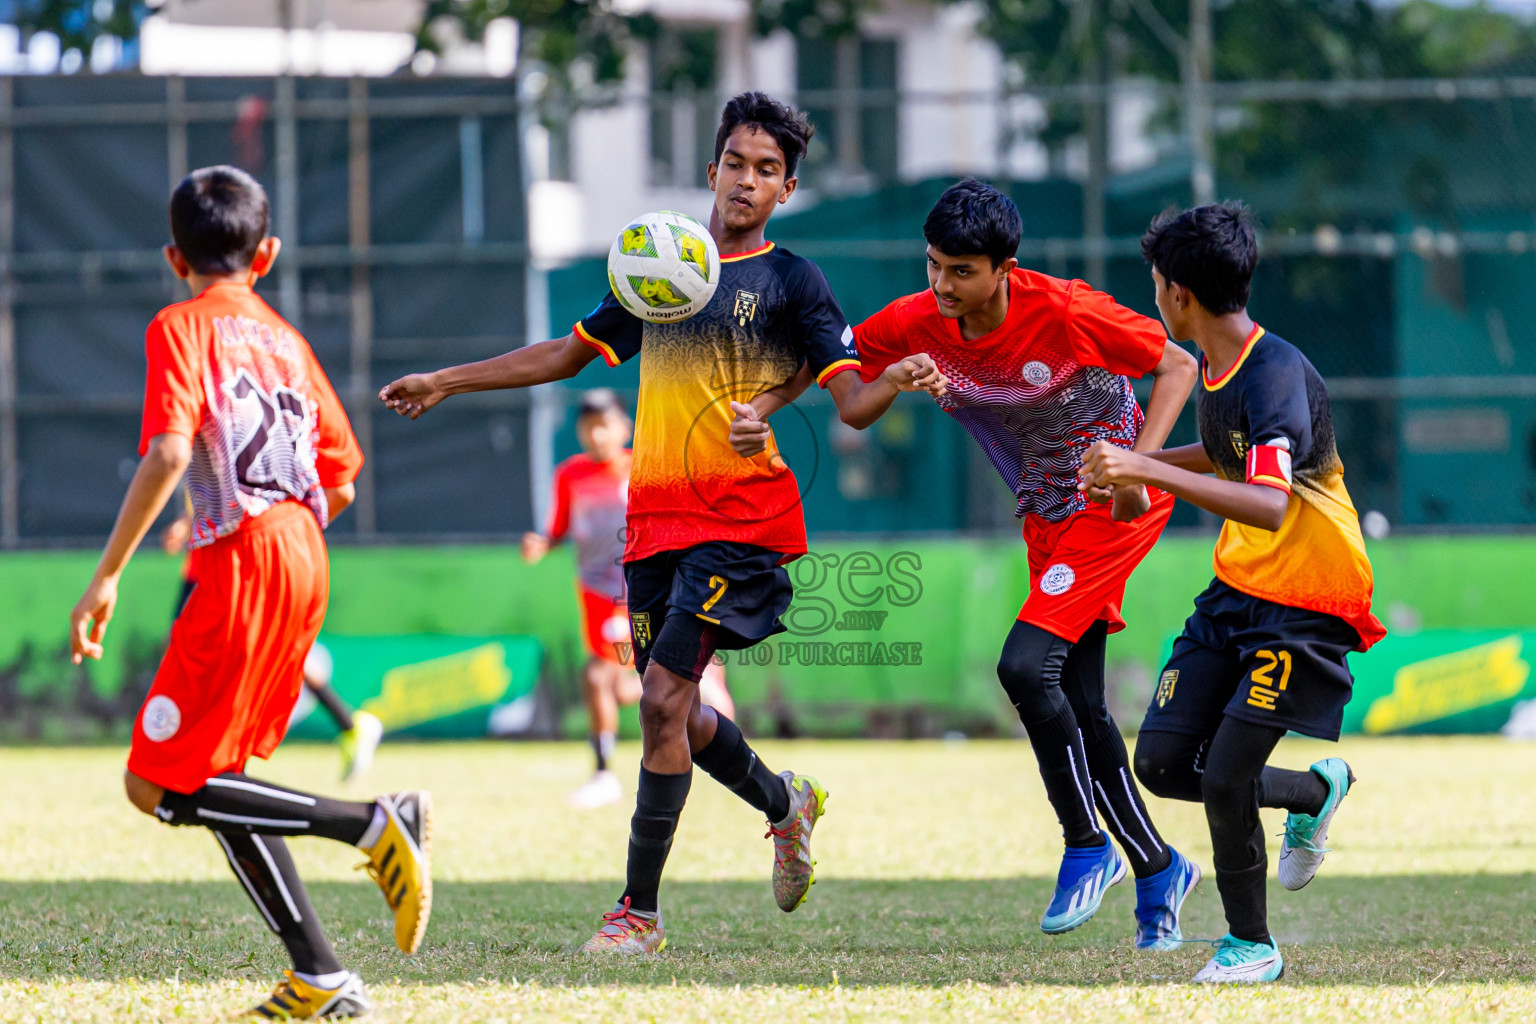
xmin=3 ymin=875 xmax=1535 ymax=987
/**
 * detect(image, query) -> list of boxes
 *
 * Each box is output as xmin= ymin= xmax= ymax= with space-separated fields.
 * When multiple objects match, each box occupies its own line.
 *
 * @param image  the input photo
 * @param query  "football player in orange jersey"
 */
xmin=69 ymin=166 xmax=429 ymax=1018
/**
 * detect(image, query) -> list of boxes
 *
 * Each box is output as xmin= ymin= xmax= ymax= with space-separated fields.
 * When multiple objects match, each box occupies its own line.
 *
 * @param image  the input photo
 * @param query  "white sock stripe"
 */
xmin=1094 ymin=780 xmax=1147 ymax=863
xmin=206 ymin=778 xmax=318 ymax=807
xmin=215 ymin=832 xmax=280 ymax=933
xmin=196 ymin=808 xmax=311 ymax=829
xmin=1067 ymin=736 xmax=1098 ymax=832
xmin=1118 ymin=767 xmax=1164 ymax=853
xmin=252 ymin=835 xmax=303 ymax=924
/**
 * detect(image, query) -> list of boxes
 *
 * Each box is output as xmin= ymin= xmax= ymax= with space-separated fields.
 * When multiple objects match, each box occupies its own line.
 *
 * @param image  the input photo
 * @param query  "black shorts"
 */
xmin=624 ymin=541 xmax=794 ymax=680
xmin=1140 ymin=578 xmax=1359 ymax=742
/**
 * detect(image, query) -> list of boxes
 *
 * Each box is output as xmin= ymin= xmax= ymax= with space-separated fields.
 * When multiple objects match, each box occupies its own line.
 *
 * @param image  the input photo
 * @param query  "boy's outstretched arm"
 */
xmin=728 ymin=354 xmax=947 ymax=457
xmin=1079 ymin=440 xmax=1288 ymax=531
xmin=380 ymin=333 xmax=599 ymax=419
xmin=70 ymin=432 xmax=192 ymax=663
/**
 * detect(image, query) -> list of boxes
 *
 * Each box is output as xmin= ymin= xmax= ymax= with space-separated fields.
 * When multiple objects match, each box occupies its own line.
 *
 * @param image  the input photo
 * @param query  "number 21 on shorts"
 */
xmin=1246 ymin=649 xmax=1292 ymax=711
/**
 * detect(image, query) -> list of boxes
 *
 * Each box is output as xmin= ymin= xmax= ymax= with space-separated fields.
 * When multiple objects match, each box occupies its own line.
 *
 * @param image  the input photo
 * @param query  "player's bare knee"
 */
xmin=638 ymin=678 xmax=690 ymax=736
xmin=123 ymin=771 xmax=165 ymax=817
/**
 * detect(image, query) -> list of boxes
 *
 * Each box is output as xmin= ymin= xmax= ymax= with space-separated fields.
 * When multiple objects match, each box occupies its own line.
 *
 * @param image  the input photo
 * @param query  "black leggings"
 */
xmin=1135 ymin=721 xmax=1327 ymax=943
xmin=998 ymin=621 xmax=1171 ymax=877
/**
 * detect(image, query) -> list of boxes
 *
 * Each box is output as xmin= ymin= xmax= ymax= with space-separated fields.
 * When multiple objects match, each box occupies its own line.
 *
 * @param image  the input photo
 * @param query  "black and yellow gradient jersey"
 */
xmin=1197 ymin=325 xmax=1386 ymax=650
xmin=575 ymin=241 xmax=860 ymax=563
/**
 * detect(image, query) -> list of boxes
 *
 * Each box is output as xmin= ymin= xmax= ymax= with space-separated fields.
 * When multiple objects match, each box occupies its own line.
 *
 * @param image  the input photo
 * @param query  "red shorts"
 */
xmin=128 ymin=500 xmax=329 ymax=794
xmin=579 ymin=585 xmax=633 ymax=666
xmin=1018 ymin=488 xmax=1175 ymax=643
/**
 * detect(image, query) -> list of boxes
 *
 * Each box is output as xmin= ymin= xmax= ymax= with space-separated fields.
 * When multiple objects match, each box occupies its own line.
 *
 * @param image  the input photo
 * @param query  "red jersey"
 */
xmin=855 ymin=269 xmax=1167 ymax=523
xmin=140 ymin=281 xmax=361 ymax=546
xmin=548 ymin=451 xmax=631 ymax=600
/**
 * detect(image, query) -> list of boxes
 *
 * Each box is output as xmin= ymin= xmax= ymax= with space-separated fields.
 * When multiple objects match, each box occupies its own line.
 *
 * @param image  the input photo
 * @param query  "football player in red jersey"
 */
xmin=736 ymin=179 xmax=1201 ymax=948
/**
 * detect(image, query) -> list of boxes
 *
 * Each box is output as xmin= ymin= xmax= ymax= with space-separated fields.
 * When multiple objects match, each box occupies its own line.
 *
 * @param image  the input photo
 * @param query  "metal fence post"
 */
xmin=348 ymin=77 xmax=376 ymax=536
xmin=166 ymin=76 xmax=187 ymax=189
xmin=0 ymin=78 xmax=15 ymax=547
xmin=274 ymin=75 xmax=302 ymax=327
xmin=1187 ymin=0 xmax=1215 ymax=206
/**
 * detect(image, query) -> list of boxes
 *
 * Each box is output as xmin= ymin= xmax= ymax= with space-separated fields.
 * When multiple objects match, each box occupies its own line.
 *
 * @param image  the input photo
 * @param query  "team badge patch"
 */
xmin=141 ymin=695 xmax=181 ymax=742
xmin=1230 ymin=431 xmax=1249 ymax=458
xmin=733 ymin=290 xmax=759 ymax=326
xmin=1022 ymin=360 xmax=1052 ymax=386
xmin=1040 ymin=563 xmax=1076 ymax=596
xmin=630 ymin=611 xmax=652 ymax=649
xmin=1156 ymin=669 xmax=1179 ymax=708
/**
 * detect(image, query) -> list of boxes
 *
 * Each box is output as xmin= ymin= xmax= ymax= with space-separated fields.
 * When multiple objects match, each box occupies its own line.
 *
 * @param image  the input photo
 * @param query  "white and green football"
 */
xmin=606 ymin=210 xmax=720 ymax=323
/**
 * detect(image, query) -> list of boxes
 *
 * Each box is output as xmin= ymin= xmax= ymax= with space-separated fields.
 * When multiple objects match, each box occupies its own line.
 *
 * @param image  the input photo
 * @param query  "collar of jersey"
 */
xmin=720 ymin=241 xmax=775 ymax=263
xmin=1202 ymin=324 xmax=1265 ymax=391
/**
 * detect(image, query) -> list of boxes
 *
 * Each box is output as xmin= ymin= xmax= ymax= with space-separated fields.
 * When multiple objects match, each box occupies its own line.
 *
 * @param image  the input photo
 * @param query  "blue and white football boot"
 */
xmin=1040 ymin=833 xmax=1126 ymax=934
xmin=1133 ymin=846 xmax=1202 ymax=950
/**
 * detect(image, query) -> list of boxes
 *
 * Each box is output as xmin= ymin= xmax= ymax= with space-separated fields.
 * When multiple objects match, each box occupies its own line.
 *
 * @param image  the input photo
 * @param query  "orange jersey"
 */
xmin=548 ymin=451 xmax=631 ymax=599
xmin=575 ymin=242 xmax=859 ymax=562
xmin=1197 ymin=326 xmax=1385 ymax=650
xmin=141 ymin=281 xmax=361 ymax=547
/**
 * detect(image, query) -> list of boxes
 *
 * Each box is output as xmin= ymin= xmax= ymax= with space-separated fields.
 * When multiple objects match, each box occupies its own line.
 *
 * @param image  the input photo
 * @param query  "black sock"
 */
xmin=1260 ymin=766 xmax=1328 ymax=815
xmin=591 ymin=732 xmax=616 ymax=773
xmin=1213 ymin=861 xmax=1270 ymax=944
xmin=157 ymin=772 xmax=375 ymax=845
xmin=621 ymin=767 xmax=692 ymax=914
xmin=1020 ymin=707 xmax=1101 ymax=847
xmin=691 ymin=714 xmax=790 ymax=823
xmin=308 ymin=682 xmax=355 ymax=733
xmin=1203 ymin=717 xmax=1287 ymax=946
xmin=1082 ymin=727 xmax=1173 ymax=877
xmin=214 ymin=831 xmax=343 ymax=975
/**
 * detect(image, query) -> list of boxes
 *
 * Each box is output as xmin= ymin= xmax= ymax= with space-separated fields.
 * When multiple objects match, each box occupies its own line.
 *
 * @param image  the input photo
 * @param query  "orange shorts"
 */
xmin=578 ymin=585 xmax=633 ymax=665
xmin=1018 ymin=488 xmax=1175 ymax=643
xmin=128 ymin=500 xmax=329 ymax=794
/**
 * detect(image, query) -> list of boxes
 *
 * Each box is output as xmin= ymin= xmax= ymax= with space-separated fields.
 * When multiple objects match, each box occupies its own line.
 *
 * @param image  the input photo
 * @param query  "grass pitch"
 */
xmin=2 ymin=736 xmax=1535 ymax=1021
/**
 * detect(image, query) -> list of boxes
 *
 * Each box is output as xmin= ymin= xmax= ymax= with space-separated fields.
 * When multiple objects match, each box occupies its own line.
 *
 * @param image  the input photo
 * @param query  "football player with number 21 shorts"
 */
xmin=68 ymin=166 xmax=431 ymax=1019
xmin=1081 ymin=203 xmax=1385 ymax=983
xmin=380 ymin=91 xmax=947 ymax=955
xmin=747 ymin=179 xmax=1205 ymax=948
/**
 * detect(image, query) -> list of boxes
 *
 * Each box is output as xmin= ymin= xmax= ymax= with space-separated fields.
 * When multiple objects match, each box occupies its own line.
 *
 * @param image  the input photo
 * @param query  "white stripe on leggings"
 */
xmin=214 ymin=832 xmax=280 ymax=933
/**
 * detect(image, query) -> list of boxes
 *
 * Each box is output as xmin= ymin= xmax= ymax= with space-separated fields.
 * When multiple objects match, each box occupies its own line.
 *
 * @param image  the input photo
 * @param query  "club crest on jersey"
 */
xmin=1156 ymin=669 xmax=1179 ymax=708
xmin=733 ymin=290 xmax=759 ymax=326
xmin=1040 ymin=563 xmax=1076 ymax=596
xmin=1022 ymin=360 xmax=1052 ymax=386
xmin=630 ymin=611 xmax=652 ymax=649
xmin=141 ymin=695 xmax=181 ymax=742
xmin=1230 ymin=431 xmax=1249 ymax=458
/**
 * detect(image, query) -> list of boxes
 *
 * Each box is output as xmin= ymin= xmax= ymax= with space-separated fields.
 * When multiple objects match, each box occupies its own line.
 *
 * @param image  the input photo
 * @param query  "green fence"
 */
xmin=6 ymin=535 xmax=1536 ymax=740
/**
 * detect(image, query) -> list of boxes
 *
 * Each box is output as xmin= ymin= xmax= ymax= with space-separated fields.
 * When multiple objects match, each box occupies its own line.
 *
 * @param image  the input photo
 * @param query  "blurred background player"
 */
xmin=1081 ymin=202 xmax=1385 ymax=984
xmin=68 ymin=165 xmax=431 ymax=1018
xmin=522 ymin=388 xmax=735 ymax=808
xmin=162 ymin=499 xmax=385 ymax=783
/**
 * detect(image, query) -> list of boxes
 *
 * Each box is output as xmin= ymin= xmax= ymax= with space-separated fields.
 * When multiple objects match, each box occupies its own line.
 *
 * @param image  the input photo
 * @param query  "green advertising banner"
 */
xmin=1343 ymin=630 xmax=1536 ymax=736
xmin=286 ymin=635 xmax=544 ymax=740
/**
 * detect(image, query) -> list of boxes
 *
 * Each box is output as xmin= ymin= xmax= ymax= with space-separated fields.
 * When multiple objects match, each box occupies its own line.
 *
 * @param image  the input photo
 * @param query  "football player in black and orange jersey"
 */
xmin=1080 ymin=202 xmax=1386 ymax=984
xmin=380 ymin=92 xmax=945 ymax=955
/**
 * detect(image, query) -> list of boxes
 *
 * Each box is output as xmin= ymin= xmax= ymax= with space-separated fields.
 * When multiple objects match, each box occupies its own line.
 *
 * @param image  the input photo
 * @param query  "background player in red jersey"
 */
xmin=67 ymin=166 xmax=430 ymax=1019
xmin=523 ymin=388 xmax=734 ymax=807
xmin=381 ymin=93 xmax=944 ymax=956
xmin=743 ymin=180 xmax=1202 ymax=947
